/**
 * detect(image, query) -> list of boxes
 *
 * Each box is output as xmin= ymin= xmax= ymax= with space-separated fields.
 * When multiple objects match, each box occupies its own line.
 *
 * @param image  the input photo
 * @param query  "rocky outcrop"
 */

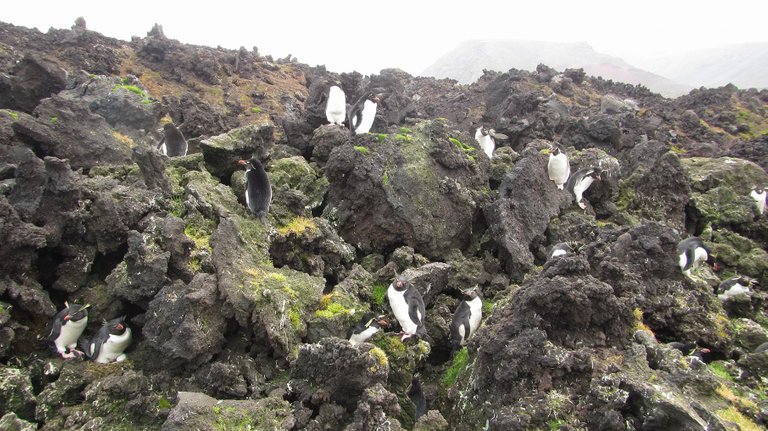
xmin=324 ymin=120 xmax=489 ymax=260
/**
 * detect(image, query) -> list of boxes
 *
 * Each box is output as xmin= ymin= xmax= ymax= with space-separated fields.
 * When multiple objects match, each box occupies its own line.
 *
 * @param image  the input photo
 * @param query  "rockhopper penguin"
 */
xmin=677 ymin=237 xmax=712 ymax=276
xmin=750 ymin=186 xmax=766 ymax=216
xmin=348 ymin=92 xmax=380 ymax=135
xmin=387 ymin=274 xmax=428 ymax=341
xmin=565 ymin=167 xmax=601 ymax=209
xmin=238 ymin=158 xmax=272 ymax=221
xmin=449 ymin=287 xmax=482 ymax=352
xmin=474 ymin=126 xmax=508 ymax=158
xmin=325 ymin=85 xmax=346 ymax=126
xmin=83 ymin=316 xmax=132 ymax=363
xmin=348 ymin=312 xmax=388 ymax=346
xmin=157 ymin=123 xmax=188 ymax=157
xmin=547 ymin=144 xmax=570 ymax=190
xmin=47 ymin=302 xmax=90 ymax=359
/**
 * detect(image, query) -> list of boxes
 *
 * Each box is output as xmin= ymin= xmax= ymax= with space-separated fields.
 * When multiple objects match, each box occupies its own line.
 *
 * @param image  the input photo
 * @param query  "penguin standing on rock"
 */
xmin=565 ymin=167 xmax=601 ymax=209
xmin=750 ymin=186 xmax=766 ymax=216
xmin=677 ymin=237 xmax=713 ymax=276
xmin=348 ymin=312 xmax=388 ymax=346
xmin=387 ymin=274 xmax=428 ymax=341
xmin=157 ymin=123 xmax=188 ymax=157
xmin=238 ymin=158 xmax=272 ymax=221
xmin=348 ymin=92 xmax=381 ymax=135
xmin=547 ymin=144 xmax=570 ymax=190
xmin=474 ymin=126 xmax=508 ymax=158
xmin=449 ymin=286 xmax=482 ymax=352
xmin=83 ymin=316 xmax=132 ymax=363
xmin=325 ymin=85 xmax=346 ymax=126
xmin=47 ymin=302 xmax=90 ymax=359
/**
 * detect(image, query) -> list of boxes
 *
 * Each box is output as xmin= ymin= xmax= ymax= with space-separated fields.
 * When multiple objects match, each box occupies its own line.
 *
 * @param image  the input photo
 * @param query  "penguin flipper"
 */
xmin=408 ymin=298 xmax=424 ymax=328
xmin=156 ymin=136 xmax=166 ymax=149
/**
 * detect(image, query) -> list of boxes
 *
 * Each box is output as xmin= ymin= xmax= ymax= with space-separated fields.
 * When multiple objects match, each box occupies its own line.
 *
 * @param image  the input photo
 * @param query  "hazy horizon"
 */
xmin=4 ymin=1 xmax=768 ymax=78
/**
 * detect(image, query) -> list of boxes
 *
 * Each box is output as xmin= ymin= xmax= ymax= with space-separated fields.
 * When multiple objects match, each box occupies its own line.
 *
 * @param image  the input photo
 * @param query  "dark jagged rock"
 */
xmin=132 ymin=146 xmax=172 ymax=195
xmin=0 ymin=195 xmax=46 ymax=275
xmin=0 ymin=52 xmax=68 ymax=113
xmin=11 ymin=96 xmax=133 ymax=169
xmin=310 ymin=124 xmax=349 ymax=166
xmin=199 ymin=123 xmax=274 ymax=180
xmin=106 ymin=229 xmax=170 ymax=303
xmin=484 ymin=143 xmax=571 ymax=280
xmin=324 ymin=120 xmax=488 ymax=260
xmin=0 ymin=365 xmax=36 ymax=421
xmin=290 ymin=338 xmax=389 ymax=413
xmin=269 ymin=217 xmax=354 ymax=280
xmin=140 ymin=274 xmax=226 ymax=369
xmin=0 ymin=412 xmax=36 ymax=431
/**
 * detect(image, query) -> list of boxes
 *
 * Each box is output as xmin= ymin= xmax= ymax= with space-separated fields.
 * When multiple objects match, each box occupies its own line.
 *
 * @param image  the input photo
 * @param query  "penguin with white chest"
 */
xmin=325 ymin=85 xmax=346 ymax=126
xmin=387 ymin=274 xmax=428 ymax=341
xmin=348 ymin=312 xmax=388 ymax=346
xmin=717 ymin=275 xmax=754 ymax=301
xmin=547 ymin=144 xmax=570 ymax=190
xmin=565 ymin=167 xmax=602 ymax=209
xmin=47 ymin=302 xmax=90 ymax=359
xmin=548 ymin=243 xmax=573 ymax=260
xmin=84 ymin=316 xmax=132 ymax=363
xmin=157 ymin=123 xmax=188 ymax=157
xmin=449 ymin=287 xmax=482 ymax=352
xmin=750 ymin=186 xmax=766 ymax=216
xmin=238 ymin=158 xmax=272 ymax=221
xmin=474 ymin=126 xmax=508 ymax=158
xmin=677 ymin=237 xmax=712 ymax=276
xmin=348 ymin=92 xmax=381 ymax=135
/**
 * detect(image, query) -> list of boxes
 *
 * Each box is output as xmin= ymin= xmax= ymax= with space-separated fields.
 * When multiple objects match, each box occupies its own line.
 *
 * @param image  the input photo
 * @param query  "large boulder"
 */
xmin=199 ymin=123 xmax=274 ymax=181
xmin=324 ymin=120 xmax=489 ymax=260
xmin=0 ymin=53 xmax=68 ymax=113
xmin=162 ymin=392 xmax=293 ymax=431
xmin=484 ymin=142 xmax=571 ymax=280
xmin=10 ymin=96 xmax=133 ymax=169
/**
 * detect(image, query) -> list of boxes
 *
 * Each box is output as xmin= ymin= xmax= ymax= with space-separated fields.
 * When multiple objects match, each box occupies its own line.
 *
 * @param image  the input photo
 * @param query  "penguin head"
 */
xmin=461 ymin=286 xmax=481 ymax=300
xmin=63 ymin=302 xmax=90 ymax=322
xmin=550 ymin=145 xmax=561 ymax=156
xmin=587 ymin=167 xmax=602 ymax=181
xmin=107 ymin=316 xmax=128 ymax=335
xmin=238 ymin=158 xmax=263 ymax=171
xmin=754 ymin=185 xmax=765 ymax=194
xmin=393 ymin=274 xmax=410 ymax=292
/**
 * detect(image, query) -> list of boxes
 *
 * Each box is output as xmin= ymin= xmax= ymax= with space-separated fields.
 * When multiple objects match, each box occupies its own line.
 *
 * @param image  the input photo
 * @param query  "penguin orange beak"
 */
xmin=237 ymin=160 xmax=247 ymax=165
xmin=116 ymin=323 xmax=125 ymax=331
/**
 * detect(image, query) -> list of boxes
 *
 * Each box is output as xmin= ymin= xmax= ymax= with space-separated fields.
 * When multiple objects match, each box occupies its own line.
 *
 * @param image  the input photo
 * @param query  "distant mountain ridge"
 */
xmin=421 ymin=39 xmax=694 ymax=98
xmin=633 ymin=42 xmax=768 ymax=90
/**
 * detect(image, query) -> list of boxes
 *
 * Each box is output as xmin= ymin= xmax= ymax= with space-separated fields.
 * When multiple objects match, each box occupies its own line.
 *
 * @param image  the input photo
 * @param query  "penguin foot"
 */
xmin=60 ymin=350 xmax=84 ymax=360
xmin=557 ymin=185 xmax=564 ymax=190
xmin=400 ymin=333 xmax=414 ymax=342
xmin=115 ymin=354 xmax=127 ymax=362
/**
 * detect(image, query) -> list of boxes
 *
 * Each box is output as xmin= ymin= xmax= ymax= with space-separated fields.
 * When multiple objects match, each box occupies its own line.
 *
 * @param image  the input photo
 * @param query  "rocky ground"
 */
xmin=1 ymin=19 xmax=768 ymax=431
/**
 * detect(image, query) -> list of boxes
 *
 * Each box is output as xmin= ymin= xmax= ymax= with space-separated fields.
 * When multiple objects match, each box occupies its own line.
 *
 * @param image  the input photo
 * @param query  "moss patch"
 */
xmin=715 ymin=406 xmax=762 ymax=431
xmin=277 ymin=216 xmax=317 ymax=236
xmin=371 ymin=283 xmax=388 ymax=306
xmin=353 ymin=145 xmax=370 ymax=154
xmin=442 ymin=347 xmax=469 ymax=388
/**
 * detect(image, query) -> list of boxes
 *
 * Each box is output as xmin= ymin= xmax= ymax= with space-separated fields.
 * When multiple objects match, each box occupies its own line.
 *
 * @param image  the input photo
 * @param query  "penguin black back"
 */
xmin=239 ymin=158 xmax=272 ymax=220
xmin=158 ymin=123 xmax=188 ymax=157
xmin=347 ymin=92 xmax=371 ymax=135
xmin=408 ymin=377 xmax=427 ymax=420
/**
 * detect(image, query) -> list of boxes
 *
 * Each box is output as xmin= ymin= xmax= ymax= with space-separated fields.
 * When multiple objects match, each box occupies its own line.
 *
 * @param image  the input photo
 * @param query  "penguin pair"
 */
xmin=157 ymin=123 xmax=188 ymax=157
xmin=348 ymin=91 xmax=381 ymax=135
xmin=387 ymin=274 xmax=429 ymax=341
xmin=547 ymin=144 xmax=570 ymax=190
xmin=348 ymin=312 xmax=389 ymax=346
xmin=47 ymin=304 xmax=131 ymax=363
xmin=565 ymin=167 xmax=602 ymax=209
xmin=238 ymin=158 xmax=272 ymax=221
xmin=474 ymin=126 xmax=508 ymax=158
xmin=750 ymin=186 xmax=766 ymax=216
xmin=676 ymin=237 xmax=716 ymax=276
xmin=449 ymin=286 xmax=483 ymax=353
xmin=667 ymin=341 xmax=711 ymax=363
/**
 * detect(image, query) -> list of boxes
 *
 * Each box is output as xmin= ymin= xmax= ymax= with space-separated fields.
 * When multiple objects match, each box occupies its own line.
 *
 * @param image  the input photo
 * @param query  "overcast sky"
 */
xmin=4 ymin=1 xmax=767 ymax=76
